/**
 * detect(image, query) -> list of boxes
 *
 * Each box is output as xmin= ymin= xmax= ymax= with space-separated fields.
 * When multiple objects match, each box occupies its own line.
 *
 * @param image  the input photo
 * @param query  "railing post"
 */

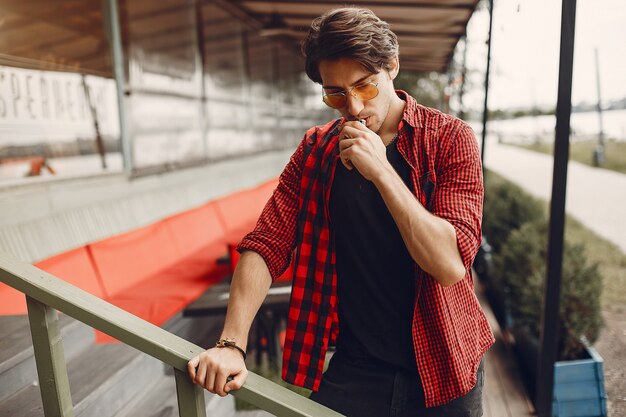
xmin=26 ymin=296 xmax=74 ymax=417
xmin=174 ymin=368 xmax=207 ymax=417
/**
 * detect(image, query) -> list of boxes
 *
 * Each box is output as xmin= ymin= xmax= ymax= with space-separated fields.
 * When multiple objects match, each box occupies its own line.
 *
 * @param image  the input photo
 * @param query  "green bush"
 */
xmin=492 ymin=219 xmax=603 ymax=360
xmin=483 ymin=173 xmax=545 ymax=253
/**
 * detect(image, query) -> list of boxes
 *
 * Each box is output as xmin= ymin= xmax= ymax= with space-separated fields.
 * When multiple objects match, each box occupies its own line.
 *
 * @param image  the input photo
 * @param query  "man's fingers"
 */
xmin=340 ymin=125 xmax=361 ymax=139
xmin=204 ymin=366 xmax=217 ymax=393
xmin=340 ymin=148 xmax=354 ymax=170
xmin=340 ymin=120 xmax=368 ymax=131
xmin=214 ymin=369 xmax=229 ymax=397
xmin=187 ymin=348 xmax=247 ymax=395
xmin=195 ymin=361 xmax=207 ymax=387
xmin=187 ymin=357 xmax=199 ymax=381
xmin=338 ymin=138 xmax=358 ymax=152
xmin=225 ymin=369 xmax=249 ymax=393
xmin=339 ymin=138 xmax=360 ymax=170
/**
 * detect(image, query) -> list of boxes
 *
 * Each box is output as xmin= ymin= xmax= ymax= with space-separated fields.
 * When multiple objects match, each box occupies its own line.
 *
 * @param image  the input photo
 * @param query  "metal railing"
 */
xmin=0 ymin=250 xmax=343 ymax=417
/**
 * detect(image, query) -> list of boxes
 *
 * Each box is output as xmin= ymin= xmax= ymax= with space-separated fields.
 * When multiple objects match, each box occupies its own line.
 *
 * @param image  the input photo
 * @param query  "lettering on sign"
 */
xmin=0 ymin=66 xmax=119 ymax=144
xmin=0 ymin=66 xmax=113 ymax=124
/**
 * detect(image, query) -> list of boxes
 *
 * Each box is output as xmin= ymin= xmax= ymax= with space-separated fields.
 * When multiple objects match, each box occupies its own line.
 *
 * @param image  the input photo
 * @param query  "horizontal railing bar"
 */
xmin=0 ymin=251 xmax=202 ymax=371
xmin=237 ymin=373 xmax=343 ymax=417
xmin=0 ymin=250 xmax=344 ymax=417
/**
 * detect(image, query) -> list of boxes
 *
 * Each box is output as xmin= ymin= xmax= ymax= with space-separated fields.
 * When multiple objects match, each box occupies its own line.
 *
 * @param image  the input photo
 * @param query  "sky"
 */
xmin=465 ymin=0 xmax=626 ymax=110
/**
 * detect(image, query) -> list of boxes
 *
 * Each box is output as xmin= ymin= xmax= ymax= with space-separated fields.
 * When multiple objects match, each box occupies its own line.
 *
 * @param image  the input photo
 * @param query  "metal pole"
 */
xmin=458 ymin=35 xmax=468 ymax=121
xmin=535 ymin=1 xmax=577 ymax=416
xmin=272 ymin=42 xmax=282 ymax=149
xmin=595 ymin=48 xmax=604 ymax=147
xmin=81 ymin=75 xmax=107 ymax=170
xmin=593 ymin=47 xmax=605 ymax=166
xmin=241 ymin=27 xmax=254 ymax=140
xmin=194 ymin=0 xmax=209 ymax=162
xmin=104 ymin=0 xmax=133 ymax=176
xmin=480 ymin=0 xmax=494 ymax=166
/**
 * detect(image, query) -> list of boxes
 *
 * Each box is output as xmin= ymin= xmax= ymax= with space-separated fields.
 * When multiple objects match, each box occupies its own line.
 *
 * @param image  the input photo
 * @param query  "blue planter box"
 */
xmin=510 ymin=326 xmax=607 ymax=417
xmin=552 ymin=346 xmax=608 ymax=417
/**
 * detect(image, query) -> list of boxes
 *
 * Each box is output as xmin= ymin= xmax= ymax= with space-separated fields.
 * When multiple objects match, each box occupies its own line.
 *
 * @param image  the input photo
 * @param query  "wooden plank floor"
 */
xmin=477 ymin=282 xmax=536 ymax=417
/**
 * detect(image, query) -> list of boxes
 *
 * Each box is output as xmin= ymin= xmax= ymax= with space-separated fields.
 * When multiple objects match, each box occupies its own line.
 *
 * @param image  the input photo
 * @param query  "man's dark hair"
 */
xmin=301 ymin=7 xmax=399 ymax=84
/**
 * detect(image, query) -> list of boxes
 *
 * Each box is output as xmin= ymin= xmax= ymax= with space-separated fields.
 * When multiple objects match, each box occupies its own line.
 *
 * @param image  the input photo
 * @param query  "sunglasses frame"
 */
xmin=322 ymin=81 xmax=380 ymax=109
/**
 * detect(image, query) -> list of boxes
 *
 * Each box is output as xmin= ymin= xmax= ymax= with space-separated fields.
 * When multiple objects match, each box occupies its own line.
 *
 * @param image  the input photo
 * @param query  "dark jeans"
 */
xmin=309 ymin=351 xmax=485 ymax=417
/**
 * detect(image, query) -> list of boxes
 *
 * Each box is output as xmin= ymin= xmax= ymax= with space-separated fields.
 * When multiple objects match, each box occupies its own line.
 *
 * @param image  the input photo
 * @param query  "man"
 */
xmin=188 ymin=7 xmax=494 ymax=416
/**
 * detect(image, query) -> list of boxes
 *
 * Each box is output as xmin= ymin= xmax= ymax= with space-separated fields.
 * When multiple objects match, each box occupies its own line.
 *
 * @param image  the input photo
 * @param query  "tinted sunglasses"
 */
xmin=322 ymin=81 xmax=379 ymax=109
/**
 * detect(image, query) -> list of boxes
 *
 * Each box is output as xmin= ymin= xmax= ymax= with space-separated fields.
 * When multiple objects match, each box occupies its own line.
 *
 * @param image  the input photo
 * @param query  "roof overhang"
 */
xmin=220 ymin=0 xmax=480 ymax=73
xmin=0 ymin=0 xmax=479 ymax=76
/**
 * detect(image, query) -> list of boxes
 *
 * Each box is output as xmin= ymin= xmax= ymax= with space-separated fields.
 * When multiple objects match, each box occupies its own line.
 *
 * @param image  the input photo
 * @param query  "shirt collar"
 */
xmin=396 ymin=90 xmax=423 ymax=129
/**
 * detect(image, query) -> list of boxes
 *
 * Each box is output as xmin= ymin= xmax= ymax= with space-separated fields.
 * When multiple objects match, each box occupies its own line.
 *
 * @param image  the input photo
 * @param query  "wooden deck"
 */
xmin=477 ymin=282 xmax=536 ymax=417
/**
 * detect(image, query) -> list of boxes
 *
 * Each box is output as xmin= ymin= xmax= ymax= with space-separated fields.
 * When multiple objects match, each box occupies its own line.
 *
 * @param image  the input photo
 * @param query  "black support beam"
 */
xmin=535 ymin=1 xmax=577 ymax=416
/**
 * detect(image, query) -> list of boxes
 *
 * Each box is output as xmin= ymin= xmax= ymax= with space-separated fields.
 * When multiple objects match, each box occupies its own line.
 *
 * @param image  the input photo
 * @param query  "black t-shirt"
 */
xmin=329 ymin=135 xmax=417 ymax=372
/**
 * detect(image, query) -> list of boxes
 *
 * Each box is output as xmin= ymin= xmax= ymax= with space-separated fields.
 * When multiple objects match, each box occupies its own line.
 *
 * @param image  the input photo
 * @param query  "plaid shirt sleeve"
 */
xmin=236 ymin=132 xmax=311 ymax=280
xmin=431 ymin=122 xmax=483 ymax=272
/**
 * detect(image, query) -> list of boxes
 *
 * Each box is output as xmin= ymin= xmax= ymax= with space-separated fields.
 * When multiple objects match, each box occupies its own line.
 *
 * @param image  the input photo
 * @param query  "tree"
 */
xmin=394 ymin=71 xmax=447 ymax=110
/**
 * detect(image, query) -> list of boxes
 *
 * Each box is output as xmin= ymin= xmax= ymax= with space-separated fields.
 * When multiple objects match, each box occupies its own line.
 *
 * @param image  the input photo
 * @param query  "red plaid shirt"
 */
xmin=238 ymin=91 xmax=494 ymax=407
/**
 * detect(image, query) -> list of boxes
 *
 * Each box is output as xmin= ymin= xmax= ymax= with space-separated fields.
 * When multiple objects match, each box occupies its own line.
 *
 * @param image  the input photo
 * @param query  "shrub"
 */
xmin=483 ymin=173 xmax=545 ymax=253
xmin=492 ymin=219 xmax=603 ymax=360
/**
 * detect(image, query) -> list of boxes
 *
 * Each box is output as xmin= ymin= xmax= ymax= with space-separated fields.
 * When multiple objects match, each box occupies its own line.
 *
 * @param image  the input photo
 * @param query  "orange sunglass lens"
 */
xmin=323 ymin=94 xmax=346 ymax=108
xmin=355 ymin=84 xmax=378 ymax=100
xmin=323 ymin=84 xmax=378 ymax=108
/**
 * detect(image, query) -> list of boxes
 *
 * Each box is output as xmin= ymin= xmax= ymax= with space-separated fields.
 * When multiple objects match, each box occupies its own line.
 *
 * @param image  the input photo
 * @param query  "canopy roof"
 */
xmin=0 ymin=0 xmax=479 ymax=76
xmin=222 ymin=0 xmax=479 ymax=72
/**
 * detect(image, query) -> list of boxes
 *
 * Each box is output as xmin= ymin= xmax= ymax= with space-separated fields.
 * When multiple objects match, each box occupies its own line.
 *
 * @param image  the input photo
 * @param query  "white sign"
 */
xmin=0 ymin=66 xmax=119 ymax=145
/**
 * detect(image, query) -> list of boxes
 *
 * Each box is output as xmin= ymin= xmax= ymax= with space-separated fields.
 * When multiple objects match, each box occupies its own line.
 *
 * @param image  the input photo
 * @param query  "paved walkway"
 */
xmin=482 ymin=136 xmax=626 ymax=254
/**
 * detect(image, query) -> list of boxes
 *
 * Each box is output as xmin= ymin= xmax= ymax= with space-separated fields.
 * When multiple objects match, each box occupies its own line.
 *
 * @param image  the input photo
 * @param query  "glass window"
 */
xmin=0 ymin=1 xmax=121 ymax=183
xmin=201 ymin=3 xmax=250 ymax=159
xmin=202 ymin=4 xmax=247 ymax=102
xmin=246 ymin=32 xmax=278 ymax=151
xmin=122 ymin=0 xmax=204 ymax=170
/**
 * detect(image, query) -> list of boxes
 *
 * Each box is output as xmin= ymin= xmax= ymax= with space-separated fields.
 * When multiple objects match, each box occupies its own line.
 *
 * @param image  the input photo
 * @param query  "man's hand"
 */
xmin=187 ymin=347 xmax=248 ymax=397
xmin=338 ymin=121 xmax=391 ymax=181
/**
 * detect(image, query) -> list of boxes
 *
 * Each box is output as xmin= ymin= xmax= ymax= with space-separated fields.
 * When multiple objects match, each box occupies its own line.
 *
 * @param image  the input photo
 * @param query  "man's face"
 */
xmin=318 ymin=58 xmax=396 ymax=134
